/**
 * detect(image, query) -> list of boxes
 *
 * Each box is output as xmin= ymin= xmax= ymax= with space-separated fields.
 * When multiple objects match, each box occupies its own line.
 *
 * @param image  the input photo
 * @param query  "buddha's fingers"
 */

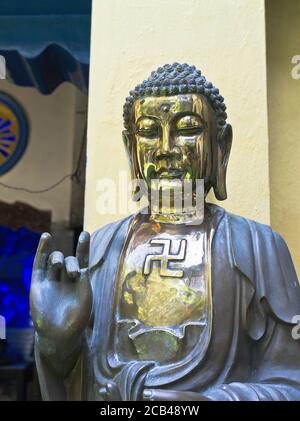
xmin=47 ymin=251 xmax=64 ymax=280
xmin=65 ymin=256 xmax=80 ymax=280
xmin=48 ymin=251 xmax=64 ymax=269
xmin=76 ymin=231 xmax=90 ymax=269
xmin=32 ymin=232 xmax=53 ymax=277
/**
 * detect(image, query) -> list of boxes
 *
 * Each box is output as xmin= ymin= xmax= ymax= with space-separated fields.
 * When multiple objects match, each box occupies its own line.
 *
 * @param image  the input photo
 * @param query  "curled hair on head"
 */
xmin=123 ymin=62 xmax=228 ymax=131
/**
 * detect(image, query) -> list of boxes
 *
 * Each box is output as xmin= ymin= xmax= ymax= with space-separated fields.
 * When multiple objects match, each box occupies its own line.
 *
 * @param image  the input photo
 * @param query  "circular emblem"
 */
xmin=0 ymin=92 xmax=28 ymax=175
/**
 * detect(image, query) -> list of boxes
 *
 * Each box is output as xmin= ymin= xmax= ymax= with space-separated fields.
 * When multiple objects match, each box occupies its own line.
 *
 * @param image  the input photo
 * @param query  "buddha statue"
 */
xmin=30 ymin=63 xmax=300 ymax=401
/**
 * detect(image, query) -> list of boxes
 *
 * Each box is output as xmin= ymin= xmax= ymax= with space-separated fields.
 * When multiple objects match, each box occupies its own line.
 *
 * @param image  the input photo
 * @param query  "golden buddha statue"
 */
xmin=30 ymin=63 xmax=300 ymax=401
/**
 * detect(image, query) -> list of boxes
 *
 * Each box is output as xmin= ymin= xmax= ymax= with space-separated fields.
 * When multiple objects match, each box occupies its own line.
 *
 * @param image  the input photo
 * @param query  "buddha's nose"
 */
xmin=156 ymin=125 xmax=181 ymax=160
xmin=161 ymin=125 xmax=172 ymax=154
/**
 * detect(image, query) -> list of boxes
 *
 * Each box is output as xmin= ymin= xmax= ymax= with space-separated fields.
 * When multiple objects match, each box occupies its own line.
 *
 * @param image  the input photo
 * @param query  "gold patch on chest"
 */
xmin=122 ymin=266 xmax=205 ymax=327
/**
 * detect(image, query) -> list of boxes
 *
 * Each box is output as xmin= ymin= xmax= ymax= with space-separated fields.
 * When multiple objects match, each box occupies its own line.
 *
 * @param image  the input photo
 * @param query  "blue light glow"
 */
xmin=0 ymin=225 xmax=40 ymax=328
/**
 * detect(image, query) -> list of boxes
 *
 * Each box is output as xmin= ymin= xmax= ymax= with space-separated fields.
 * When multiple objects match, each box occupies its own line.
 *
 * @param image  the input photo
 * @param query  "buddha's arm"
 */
xmin=202 ymin=320 xmax=300 ymax=401
xmin=200 ymin=232 xmax=300 ymax=401
xmin=30 ymin=232 xmax=92 ymax=400
xmin=35 ymin=338 xmax=68 ymax=400
xmin=200 ymin=231 xmax=300 ymax=401
xmin=35 ymin=333 xmax=84 ymax=400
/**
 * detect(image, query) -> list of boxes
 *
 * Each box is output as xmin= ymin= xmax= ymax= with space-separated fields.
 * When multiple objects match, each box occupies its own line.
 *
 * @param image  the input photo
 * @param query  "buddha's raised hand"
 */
xmin=30 ymin=231 xmax=92 ymax=374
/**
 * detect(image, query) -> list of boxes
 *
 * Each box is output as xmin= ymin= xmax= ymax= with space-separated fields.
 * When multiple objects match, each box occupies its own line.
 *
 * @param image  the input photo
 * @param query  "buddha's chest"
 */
xmin=113 ymin=217 xmax=212 ymax=364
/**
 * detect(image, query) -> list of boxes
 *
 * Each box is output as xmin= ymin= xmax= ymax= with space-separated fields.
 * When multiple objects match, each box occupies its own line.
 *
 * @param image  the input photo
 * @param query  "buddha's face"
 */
xmin=132 ymin=94 xmax=216 ymax=192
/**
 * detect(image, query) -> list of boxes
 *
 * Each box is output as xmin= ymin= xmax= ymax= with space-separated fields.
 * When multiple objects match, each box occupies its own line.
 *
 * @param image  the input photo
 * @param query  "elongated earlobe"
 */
xmin=213 ymin=124 xmax=232 ymax=201
xmin=122 ymin=130 xmax=134 ymax=177
xmin=122 ymin=130 xmax=142 ymax=201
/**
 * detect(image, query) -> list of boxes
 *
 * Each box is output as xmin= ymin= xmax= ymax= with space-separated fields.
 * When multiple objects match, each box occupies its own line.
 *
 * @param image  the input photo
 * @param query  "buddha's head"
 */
xmin=123 ymin=63 xmax=232 ymax=202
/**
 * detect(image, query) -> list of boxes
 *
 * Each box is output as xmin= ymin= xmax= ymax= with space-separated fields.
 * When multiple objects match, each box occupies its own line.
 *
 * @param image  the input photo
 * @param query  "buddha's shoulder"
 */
xmin=209 ymin=203 xmax=280 ymax=241
xmin=89 ymin=215 xmax=133 ymax=267
xmin=224 ymin=209 xmax=287 ymax=252
xmin=224 ymin=208 xmax=300 ymax=316
xmin=90 ymin=216 xmax=128 ymax=239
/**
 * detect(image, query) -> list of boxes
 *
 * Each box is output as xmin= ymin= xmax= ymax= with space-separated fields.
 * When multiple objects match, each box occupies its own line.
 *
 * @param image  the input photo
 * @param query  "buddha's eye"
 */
xmin=136 ymin=118 xmax=160 ymax=139
xmin=175 ymin=115 xmax=204 ymax=136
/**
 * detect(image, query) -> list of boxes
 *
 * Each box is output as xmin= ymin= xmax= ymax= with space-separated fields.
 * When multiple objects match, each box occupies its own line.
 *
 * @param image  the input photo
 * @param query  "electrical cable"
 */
xmin=0 ymin=121 xmax=87 ymax=194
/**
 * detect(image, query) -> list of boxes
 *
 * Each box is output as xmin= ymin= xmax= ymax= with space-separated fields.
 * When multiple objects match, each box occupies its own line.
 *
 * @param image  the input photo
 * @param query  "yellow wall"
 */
xmin=85 ymin=0 xmax=270 ymax=232
xmin=266 ymin=0 xmax=300 ymax=276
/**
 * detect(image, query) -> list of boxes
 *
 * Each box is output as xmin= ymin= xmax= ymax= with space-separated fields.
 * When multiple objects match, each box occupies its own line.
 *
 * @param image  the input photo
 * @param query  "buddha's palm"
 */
xmin=30 ymin=232 xmax=92 ymax=354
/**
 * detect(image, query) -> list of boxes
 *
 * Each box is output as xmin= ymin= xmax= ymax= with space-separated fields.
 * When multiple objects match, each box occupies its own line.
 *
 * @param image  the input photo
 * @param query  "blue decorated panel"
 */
xmin=0 ymin=92 xmax=28 ymax=176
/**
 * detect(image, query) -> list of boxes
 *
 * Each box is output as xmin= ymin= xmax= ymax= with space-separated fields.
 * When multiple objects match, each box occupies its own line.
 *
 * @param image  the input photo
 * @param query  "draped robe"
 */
xmin=36 ymin=204 xmax=300 ymax=401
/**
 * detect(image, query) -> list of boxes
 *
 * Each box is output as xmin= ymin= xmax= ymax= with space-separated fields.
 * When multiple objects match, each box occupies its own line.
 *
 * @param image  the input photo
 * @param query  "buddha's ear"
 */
xmin=122 ymin=130 xmax=141 ymax=200
xmin=213 ymin=124 xmax=232 ymax=201
xmin=122 ymin=130 xmax=134 ymax=165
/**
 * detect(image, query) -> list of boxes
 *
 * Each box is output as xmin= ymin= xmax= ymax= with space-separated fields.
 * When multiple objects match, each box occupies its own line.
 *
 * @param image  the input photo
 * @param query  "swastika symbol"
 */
xmin=143 ymin=239 xmax=187 ymax=278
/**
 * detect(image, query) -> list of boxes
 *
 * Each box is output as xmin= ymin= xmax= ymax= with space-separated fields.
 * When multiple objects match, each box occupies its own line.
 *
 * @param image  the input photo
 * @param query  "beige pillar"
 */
xmin=85 ymin=0 xmax=270 ymax=233
xmin=266 ymin=0 xmax=300 ymax=276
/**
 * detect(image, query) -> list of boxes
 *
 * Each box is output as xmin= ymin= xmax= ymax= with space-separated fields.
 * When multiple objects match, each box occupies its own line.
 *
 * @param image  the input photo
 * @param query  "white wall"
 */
xmin=0 ymin=81 xmax=78 ymax=223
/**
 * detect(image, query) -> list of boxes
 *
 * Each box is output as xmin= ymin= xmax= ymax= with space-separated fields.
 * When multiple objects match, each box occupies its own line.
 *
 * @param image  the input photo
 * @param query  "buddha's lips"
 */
xmin=157 ymin=168 xmax=186 ymax=179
